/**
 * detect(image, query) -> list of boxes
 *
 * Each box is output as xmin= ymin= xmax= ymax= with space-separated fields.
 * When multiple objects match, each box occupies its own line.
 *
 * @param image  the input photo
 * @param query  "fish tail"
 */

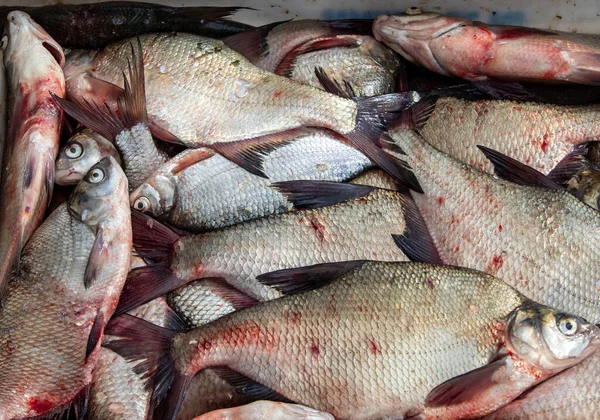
xmin=315 ymin=68 xmax=422 ymax=192
xmin=115 ymin=211 xmax=185 ymax=315
xmin=105 ymin=313 xmax=191 ymax=420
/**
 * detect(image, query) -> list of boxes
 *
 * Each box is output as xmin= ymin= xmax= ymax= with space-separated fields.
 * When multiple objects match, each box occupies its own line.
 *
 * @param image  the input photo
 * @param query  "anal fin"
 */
xmin=212 ymin=366 xmax=294 ymax=403
xmin=86 ymin=311 xmax=105 ymax=359
xmin=206 ymin=278 xmax=259 ymax=311
xmin=271 ymin=180 xmax=375 ymax=210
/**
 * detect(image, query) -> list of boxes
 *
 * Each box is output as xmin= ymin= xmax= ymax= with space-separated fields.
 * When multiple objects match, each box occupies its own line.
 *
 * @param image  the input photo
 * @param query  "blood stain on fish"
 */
xmin=310 ymin=342 xmax=320 ymax=357
xmin=541 ymin=134 xmax=549 ymax=153
xmin=309 ymin=216 xmax=325 ymax=244
xmin=28 ymin=397 xmax=54 ymax=414
xmin=288 ymin=311 xmax=301 ymax=325
xmin=425 ymin=278 xmax=435 ymax=289
xmin=437 ymin=196 xmax=445 ymax=206
xmin=498 ymin=224 xmax=503 ymax=232
xmin=369 ymin=339 xmax=381 ymax=355
xmin=487 ymin=253 xmax=504 ymax=274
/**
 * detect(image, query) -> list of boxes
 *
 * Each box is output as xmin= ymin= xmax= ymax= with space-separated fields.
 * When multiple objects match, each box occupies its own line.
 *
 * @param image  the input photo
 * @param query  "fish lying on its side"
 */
xmin=53 ymin=38 xmax=168 ymax=191
xmin=483 ymin=350 xmax=600 ymax=419
xmin=63 ymin=33 xmax=421 ymax=188
xmin=374 ymin=9 xmax=600 ymax=85
xmin=0 ymin=157 xmax=131 ymax=418
xmin=116 ymin=179 xmax=432 ymax=315
xmin=0 ymin=11 xmax=65 ymax=306
xmin=0 ymin=3 xmax=251 ymax=49
xmin=193 ymin=401 xmax=334 ymax=420
xmin=107 ymin=261 xmax=600 ymax=420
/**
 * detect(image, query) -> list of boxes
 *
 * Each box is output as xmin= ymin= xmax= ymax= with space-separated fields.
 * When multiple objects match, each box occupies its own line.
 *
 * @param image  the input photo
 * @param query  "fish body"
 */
xmin=131 ymin=129 xmax=372 ymax=232
xmin=483 ymin=351 xmax=600 ymax=419
xmin=0 ymin=3 xmax=250 ymax=49
xmin=374 ymin=10 xmax=600 ymax=85
xmin=108 ymin=262 xmax=600 ymax=420
xmin=0 ymin=11 xmax=65 ymax=304
xmin=193 ymin=401 xmax=334 ymax=420
xmin=417 ymin=96 xmax=600 ymax=175
xmin=0 ymin=157 xmax=131 ymax=418
xmin=386 ymin=127 xmax=600 ymax=322
xmin=287 ymin=35 xmax=400 ymax=96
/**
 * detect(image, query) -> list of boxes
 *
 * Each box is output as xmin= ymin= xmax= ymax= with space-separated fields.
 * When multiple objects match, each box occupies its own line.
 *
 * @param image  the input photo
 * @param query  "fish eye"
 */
xmin=133 ymin=197 xmax=151 ymax=212
xmin=0 ymin=36 xmax=7 ymax=50
xmin=88 ymin=168 xmax=105 ymax=184
xmin=557 ymin=316 xmax=580 ymax=336
xmin=65 ymin=142 xmax=83 ymax=159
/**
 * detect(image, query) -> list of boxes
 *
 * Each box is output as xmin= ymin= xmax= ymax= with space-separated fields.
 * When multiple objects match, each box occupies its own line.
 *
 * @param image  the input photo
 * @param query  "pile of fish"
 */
xmin=0 ymin=3 xmax=599 ymax=419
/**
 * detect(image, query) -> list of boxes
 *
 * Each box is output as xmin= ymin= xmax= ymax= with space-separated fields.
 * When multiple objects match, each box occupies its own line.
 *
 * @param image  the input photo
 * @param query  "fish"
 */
xmin=373 ymin=9 xmax=600 ymax=85
xmin=130 ymin=128 xmax=372 ymax=232
xmin=55 ymin=128 xmax=122 ymax=185
xmin=54 ymin=38 xmax=168 ymax=191
xmin=0 ymin=11 xmax=65 ymax=306
xmin=383 ymin=125 xmax=600 ymax=323
xmin=224 ymin=19 xmax=373 ymax=72
xmin=281 ymin=35 xmax=400 ymax=97
xmin=193 ymin=401 xmax=334 ymax=420
xmin=63 ymin=33 xmax=422 ymax=188
xmin=482 ymin=350 xmax=600 ymax=419
xmin=106 ymin=261 xmax=600 ymax=420
xmin=116 ymin=179 xmax=438 ymax=315
xmin=412 ymin=95 xmax=600 ymax=176
xmin=0 ymin=156 xmax=131 ymax=418
xmin=90 ymin=297 xmax=174 ymax=420
xmin=0 ymin=3 xmax=251 ymax=49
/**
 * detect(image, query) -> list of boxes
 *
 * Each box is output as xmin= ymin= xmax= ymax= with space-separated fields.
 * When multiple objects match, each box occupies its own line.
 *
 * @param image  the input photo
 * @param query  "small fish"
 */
xmin=0 ymin=3 xmax=251 ymax=49
xmin=374 ymin=9 xmax=600 ymax=85
xmin=54 ymin=38 xmax=169 ymax=191
xmin=0 ymin=11 xmax=65 ymax=306
xmin=193 ymin=401 xmax=334 ymax=420
xmin=0 ymin=157 xmax=131 ymax=418
xmin=116 ymin=179 xmax=437 ymax=315
xmin=63 ymin=34 xmax=422 ymax=189
xmin=106 ymin=261 xmax=600 ymax=420
xmin=483 ymin=350 xmax=600 ymax=419
xmin=130 ymin=128 xmax=372 ymax=232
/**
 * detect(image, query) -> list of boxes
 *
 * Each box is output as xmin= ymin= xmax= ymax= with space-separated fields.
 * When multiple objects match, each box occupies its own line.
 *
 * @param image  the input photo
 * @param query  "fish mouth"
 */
xmin=55 ymin=168 xmax=81 ymax=186
xmin=6 ymin=11 xmax=65 ymax=67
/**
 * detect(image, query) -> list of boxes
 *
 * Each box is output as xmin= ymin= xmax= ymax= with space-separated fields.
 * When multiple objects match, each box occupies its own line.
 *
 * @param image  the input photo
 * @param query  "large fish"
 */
xmin=383 ymin=125 xmax=600 ymax=323
xmin=373 ymin=9 xmax=600 ymax=85
xmin=53 ymin=38 xmax=168 ymax=191
xmin=130 ymin=128 xmax=372 ymax=232
xmin=0 ymin=11 xmax=65 ymax=306
xmin=483 ymin=350 xmax=600 ymax=419
xmin=0 ymin=157 xmax=131 ymax=418
xmin=107 ymin=261 xmax=600 ymax=420
xmin=0 ymin=3 xmax=251 ymax=49
xmin=116 ymin=179 xmax=436 ymax=315
xmin=63 ymin=33 xmax=421 ymax=188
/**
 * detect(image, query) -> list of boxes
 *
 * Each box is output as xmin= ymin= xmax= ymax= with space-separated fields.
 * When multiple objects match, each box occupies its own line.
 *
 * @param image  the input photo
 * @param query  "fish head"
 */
xmin=68 ymin=156 xmax=129 ymax=227
xmin=567 ymin=165 xmax=600 ymax=211
xmin=507 ymin=302 xmax=600 ymax=375
xmin=372 ymin=9 xmax=470 ymax=74
xmin=2 ymin=11 xmax=64 ymax=69
xmin=129 ymin=174 xmax=175 ymax=217
xmin=56 ymin=128 xmax=120 ymax=186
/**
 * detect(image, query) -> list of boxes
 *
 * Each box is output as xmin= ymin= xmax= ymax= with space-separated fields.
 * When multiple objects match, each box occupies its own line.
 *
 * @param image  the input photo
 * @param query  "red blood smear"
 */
xmin=273 ymin=90 xmax=282 ymax=99
xmin=498 ymin=224 xmax=503 ymax=232
xmin=492 ymin=26 xmax=554 ymax=40
xmin=310 ymin=343 xmax=320 ymax=357
xmin=309 ymin=216 xmax=325 ymax=244
xmin=437 ymin=196 xmax=445 ymax=206
xmin=425 ymin=278 xmax=435 ymax=289
xmin=541 ymin=135 xmax=549 ymax=153
xmin=28 ymin=397 xmax=54 ymax=414
xmin=369 ymin=339 xmax=381 ymax=355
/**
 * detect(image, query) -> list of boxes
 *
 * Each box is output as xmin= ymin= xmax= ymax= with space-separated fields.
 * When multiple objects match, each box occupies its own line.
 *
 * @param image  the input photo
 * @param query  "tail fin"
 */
xmin=315 ymin=68 xmax=423 ymax=192
xmin=105 ymin=314 xmax=190 ymax=420
xmin=130 ymin=210 xmax=180 ymax=261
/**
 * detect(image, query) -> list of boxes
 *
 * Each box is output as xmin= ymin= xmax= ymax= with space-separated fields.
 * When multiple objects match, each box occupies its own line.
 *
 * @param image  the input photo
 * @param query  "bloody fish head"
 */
xmin=373 ymin=9 xmax=470 ymax=74
xmin=507 ymin=302 xmax=600 ymax=375
xmin=3 ymin=11 xmax=64 ymax=68
xmin=129 ymin=174 xmax=175 ymax=217
xmin=56 ymin=128 xmax=121 ymax=186
xmin=68 ymin=156 xmax=128 ymax=226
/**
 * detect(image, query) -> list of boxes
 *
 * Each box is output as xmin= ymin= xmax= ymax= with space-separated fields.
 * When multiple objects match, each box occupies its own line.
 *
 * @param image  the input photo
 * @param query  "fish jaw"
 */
xmin=373 ymin=13 xmax=468 ymax=76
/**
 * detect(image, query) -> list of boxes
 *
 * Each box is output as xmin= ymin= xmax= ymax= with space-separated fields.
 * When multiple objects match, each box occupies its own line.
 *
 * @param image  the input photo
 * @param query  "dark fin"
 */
xmin=118 ymin=37 xmax=147 ymax=127
xmin=425 ymin=357 xmax=510 ymax=407
xmin=271 ymin=180 xmax=375 ymax=209
xmin=275 ymin=36 xmax=362 ymax=77
xmin=211 ymin=127 xmax=315 ymax=178
xmin=205 ymin=278 xmax=260 ymax=310
xmin=477 ymin=145 xmax=562 ymax=190
xmin=212 ymin=366 xmax=294 ymax=403
xmin=44 ymin=158 xmax=55 ymax=207
xmin=50 ymin=91 xmax=124 ymax=141
xmin=223 ymin=20 xmax=290 ymax=62
xmin=547 ymin=147 xmax=589 ymax=184
xmin=86 ymin=311 xmax=105 ymax=359
xmin=170 ymin=6 xmax=250 ymax=21
xmin=409 ymin=96 xmax=437 ymax=131
xmin=84 ymin=227 xmax=105 ymax=288
xmin=153 ymin=371 xmax=193 ymax=420
xmin=472 ymin=81 xmax=538 ymax=101
xmin=315 ymin=69 xmax=423 ymax=192
xmin=115 ymin=262 xmax=187 ymax=317
xmin=162 ymin=304 xmax=189 ymax=331
xmin=391 ymin=190 xmax=443 ymax=264
xmin=86 ymin=76 xmax=125 ymax=105
xmin=105 ymin=314 xmax=189 ymax=420
xmin=257 ymin=260 xmax=365 ymax=295
xmin=23 ymin=153 xmax=37 ymax=190
xmin=327 ymin=19 xmax=374 ymax=33
xmin=131 ymin=210 xmax=180 ymax=261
